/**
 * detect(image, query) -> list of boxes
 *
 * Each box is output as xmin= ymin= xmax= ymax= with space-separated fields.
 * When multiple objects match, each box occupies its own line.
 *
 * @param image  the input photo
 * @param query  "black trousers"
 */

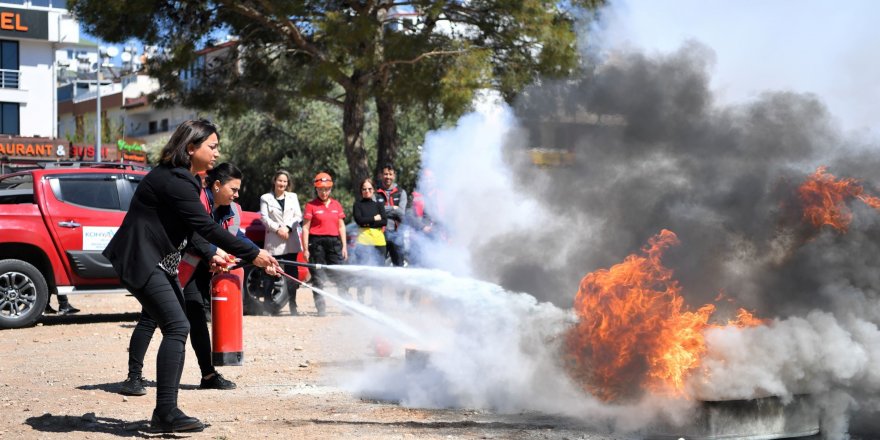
xmin=126 ymin=266 xmax=191 ymax=416
xmin=385 ymin=230 xmax=405 ymax=267
xmin=127 ymin=265 xmax=216 ymax=412
xmin=308 ymin=235 xmax=344 ymax=312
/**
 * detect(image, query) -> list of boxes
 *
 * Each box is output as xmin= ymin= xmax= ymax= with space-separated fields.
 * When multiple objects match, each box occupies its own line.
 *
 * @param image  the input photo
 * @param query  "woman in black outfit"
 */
xmin=103 ymin=120 xmax=278 ymax=433
xmin=351 ymin=178 xmax=387 ymax=303
xmin=120 ymin=163 xmax=256 ymax=397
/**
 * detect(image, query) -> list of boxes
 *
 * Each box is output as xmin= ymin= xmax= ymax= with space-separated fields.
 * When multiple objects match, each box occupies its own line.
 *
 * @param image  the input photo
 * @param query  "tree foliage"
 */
xmin=71 ymin=0 xmax=604 ymax=193
xmin=216 ymin=96 xmax=434 ymax=216
xmin=216 ymin=100 xmax=351 ymax=212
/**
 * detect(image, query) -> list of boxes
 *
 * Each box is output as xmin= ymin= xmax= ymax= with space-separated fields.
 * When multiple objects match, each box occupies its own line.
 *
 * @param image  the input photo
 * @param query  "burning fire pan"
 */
xmin=647 ymin=394 xmax=819 ymax=440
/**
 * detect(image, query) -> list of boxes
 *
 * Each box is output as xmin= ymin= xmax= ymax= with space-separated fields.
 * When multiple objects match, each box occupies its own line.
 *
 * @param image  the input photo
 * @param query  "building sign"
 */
xmin=69 ymin=144 xmax=115 ymax=161
xmin=117 ymin=139 xmax=147 ymax=162
xmin=0 ymin=8 xmax=48 ymax=40
xmin=0 ymin=137 xmax=65 ymax=158
xmin=0 ymin=137 xmax=147 ymax=164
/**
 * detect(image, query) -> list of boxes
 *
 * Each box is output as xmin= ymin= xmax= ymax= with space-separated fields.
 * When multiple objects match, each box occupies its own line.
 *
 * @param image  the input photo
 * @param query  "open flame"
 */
xmin=799 ymin=166 xmax=880 ymax=232
xmin=564 ymin=230 xmax=761 ymax=401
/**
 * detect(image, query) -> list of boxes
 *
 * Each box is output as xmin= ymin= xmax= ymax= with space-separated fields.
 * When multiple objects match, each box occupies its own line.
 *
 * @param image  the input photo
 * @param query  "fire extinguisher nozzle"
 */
xmin=276 ymin=259 xmax=321 ymax=270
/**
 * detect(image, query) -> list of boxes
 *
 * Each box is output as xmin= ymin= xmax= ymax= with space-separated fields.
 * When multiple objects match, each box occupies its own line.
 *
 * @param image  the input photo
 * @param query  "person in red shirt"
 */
xmin=302 ymin=172 xmax=347 ymax=316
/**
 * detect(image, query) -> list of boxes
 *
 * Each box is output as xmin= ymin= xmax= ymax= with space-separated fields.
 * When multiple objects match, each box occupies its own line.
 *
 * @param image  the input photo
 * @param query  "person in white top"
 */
xmin=259 ymin=170 xmax=303 ymax=315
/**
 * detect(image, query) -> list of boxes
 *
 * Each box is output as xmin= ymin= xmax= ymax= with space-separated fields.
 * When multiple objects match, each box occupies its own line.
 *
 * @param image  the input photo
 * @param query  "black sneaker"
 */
xmin=120 ymin=375 xmax=147 ymax=396
xmin=199 ymin=372 xmax=236 ymax=390
xmin=43 ymin=304 xmax=57 ymax=315
xmin=150 ymin=407 xmax=204 ymax=433
xmin=57 ymin=305 xmax=81 ymax=315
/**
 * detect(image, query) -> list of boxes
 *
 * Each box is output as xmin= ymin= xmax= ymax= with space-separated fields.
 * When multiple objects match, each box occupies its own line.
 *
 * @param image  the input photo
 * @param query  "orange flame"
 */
xmin=565 ymin=230 xmax=761 ymax=401
xmin=798 ymin=166 xmax=880 ymax=231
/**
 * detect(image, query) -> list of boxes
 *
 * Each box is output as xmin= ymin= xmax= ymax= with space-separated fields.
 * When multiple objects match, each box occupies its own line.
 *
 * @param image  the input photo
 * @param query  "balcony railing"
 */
xmin=0 ymin=69 xmax=20 ymax=89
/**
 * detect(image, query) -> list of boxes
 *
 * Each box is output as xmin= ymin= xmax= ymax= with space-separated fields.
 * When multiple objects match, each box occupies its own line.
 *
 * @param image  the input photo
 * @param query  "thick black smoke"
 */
xmin=475 ymin=42 xmax=880 ymax=325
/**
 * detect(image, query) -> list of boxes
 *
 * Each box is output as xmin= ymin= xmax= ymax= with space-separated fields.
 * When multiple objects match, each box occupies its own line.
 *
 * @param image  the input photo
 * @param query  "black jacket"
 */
xmin=353 ymin=198 xmax=388 ymax=228
xmin=103 ymin=165 xmax=260 ymax=290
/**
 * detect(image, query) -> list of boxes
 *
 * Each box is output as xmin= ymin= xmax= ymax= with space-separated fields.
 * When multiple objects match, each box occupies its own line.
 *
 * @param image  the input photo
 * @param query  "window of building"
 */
xmin=0 ymin=102 xmax=19 ymax=135
xmin=148 ymin=120 xmax=157 ymax=134
xmin=0 ymin=40 xmax=19 ymax=89
xmin=30 ymin=0 xmax=68 ymax=7
xmin=160 ymin=118 xmax=168 ymax=132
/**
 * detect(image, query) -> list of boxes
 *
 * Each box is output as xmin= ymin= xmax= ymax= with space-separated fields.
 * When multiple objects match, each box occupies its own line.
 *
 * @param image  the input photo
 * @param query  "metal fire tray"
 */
xmin=647 ymin=394 xmax=820 ymax=440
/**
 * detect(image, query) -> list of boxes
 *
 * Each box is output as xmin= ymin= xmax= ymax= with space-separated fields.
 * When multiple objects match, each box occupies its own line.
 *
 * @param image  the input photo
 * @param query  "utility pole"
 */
xmin=95 ymin=46 xmax=118 ymax=162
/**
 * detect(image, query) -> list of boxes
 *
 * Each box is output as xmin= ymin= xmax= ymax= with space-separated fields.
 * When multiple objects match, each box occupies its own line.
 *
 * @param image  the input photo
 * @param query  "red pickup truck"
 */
xmin=0 ymin=163 xmax=297 ymax=329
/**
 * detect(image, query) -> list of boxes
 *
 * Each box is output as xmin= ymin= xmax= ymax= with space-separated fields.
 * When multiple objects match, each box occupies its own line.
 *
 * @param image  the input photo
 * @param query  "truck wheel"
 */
xmin=242 ymin=266 xmax=289 ymax=315
xmin=0 ymin=259 xmax=49 ymax=329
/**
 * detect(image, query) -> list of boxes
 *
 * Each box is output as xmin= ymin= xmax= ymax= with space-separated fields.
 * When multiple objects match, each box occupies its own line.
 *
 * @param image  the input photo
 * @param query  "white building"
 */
xmin=0 ymin=0 xmax=80 ymax=138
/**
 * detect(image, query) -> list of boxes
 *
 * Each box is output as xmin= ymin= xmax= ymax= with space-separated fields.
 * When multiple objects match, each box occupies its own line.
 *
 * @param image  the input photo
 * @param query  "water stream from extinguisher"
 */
xmin=278 ymin=270 xmax=424 ymax=342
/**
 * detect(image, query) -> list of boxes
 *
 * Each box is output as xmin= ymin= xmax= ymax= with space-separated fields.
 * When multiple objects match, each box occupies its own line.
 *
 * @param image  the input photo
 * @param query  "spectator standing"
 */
xmin=351 ymin=178 xmax=387 ymax=303
xmin=301 ymin=172 xmax=347 ymax=316
xmin=259 ymin=170 xmax=303 ymax=316
xmin=375 ymin=164 xmax=407 ymax=301
xmin=406 ymin=169 xmax=443 ymax=268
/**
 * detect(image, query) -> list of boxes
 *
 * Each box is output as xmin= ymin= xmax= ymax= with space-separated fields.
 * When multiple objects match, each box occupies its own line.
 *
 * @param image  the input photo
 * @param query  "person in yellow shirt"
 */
xmin=351 ymin=178 xmax=387 ymax=304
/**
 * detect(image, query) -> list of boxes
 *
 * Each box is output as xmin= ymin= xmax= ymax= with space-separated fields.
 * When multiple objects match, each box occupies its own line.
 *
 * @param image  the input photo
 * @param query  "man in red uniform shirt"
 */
xmin=302 ymin=172 xmax=347 ymax=316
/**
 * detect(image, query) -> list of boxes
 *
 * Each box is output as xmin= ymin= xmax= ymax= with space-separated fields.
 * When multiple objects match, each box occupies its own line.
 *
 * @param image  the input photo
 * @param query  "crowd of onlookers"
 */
xmin=259 ymin=163 xmax=442 ymax=316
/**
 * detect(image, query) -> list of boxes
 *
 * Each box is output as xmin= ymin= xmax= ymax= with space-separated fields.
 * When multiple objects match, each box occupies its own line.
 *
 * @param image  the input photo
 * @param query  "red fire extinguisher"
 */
xmin=211 ymin=268 xmax=245 ymax=366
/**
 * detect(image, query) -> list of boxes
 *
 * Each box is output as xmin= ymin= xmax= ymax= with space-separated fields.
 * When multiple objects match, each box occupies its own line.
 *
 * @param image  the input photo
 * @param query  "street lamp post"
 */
xmin=95 ymin=46 xmax=118 ymax=163
xmin=95 ymin=65 xmax=101 ymax=162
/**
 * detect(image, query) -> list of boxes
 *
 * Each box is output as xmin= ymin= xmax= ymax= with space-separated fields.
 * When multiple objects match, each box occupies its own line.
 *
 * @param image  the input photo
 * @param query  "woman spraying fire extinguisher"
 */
xmin=104 ymin=120 xmax=279 ymax=434
xmin=118 ymin=163 xmax=260 ymax=416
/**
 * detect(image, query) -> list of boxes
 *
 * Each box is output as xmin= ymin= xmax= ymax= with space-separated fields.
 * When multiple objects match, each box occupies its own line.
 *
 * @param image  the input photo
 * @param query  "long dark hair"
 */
xmin=159 ymin=119 xmax=219 ymax=168
xmin=206 ymin=162 xmax=243 ymax=189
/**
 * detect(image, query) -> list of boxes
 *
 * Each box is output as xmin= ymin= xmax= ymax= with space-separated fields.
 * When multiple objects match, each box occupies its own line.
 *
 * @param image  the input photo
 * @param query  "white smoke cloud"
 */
xmin=410 ymin=92 xmax=550 ymax=276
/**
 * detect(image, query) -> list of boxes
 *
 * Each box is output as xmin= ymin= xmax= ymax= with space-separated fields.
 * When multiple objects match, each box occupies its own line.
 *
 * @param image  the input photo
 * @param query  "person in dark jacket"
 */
xmin=103 ymin=120 xmax=278 ymax=433
xmin=351 ymin=178 xmax=387 ymax=303
xmin=119 ymin=163 xmax=254 ymax=398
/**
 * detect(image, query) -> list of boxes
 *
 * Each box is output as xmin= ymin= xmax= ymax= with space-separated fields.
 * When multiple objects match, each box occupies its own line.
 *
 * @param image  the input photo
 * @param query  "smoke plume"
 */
xmin=343 ymin=5 xmax=880 ymax=439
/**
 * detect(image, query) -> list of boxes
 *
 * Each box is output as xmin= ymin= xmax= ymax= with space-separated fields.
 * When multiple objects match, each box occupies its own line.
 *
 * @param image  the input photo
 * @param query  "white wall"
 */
xmin=14 ymin=40 xmax=54 ymax=137
xmin=126 ymin=105 xmax=200 ymax=139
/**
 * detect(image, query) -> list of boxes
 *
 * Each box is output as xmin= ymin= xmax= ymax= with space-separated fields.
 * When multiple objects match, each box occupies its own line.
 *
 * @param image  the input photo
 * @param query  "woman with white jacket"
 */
xmin=259 ymin=170 xmax=303 ymax=315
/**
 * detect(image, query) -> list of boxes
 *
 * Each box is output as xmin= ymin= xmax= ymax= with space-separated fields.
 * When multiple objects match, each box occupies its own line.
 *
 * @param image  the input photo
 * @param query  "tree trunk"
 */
xmin=342 ymin=87 xmax=371 ymax=195
xmin=375 ymin=91 xmax=399 ymax=180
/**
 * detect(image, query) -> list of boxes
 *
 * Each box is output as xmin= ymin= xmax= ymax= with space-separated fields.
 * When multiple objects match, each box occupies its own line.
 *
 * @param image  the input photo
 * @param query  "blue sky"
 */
xmin=83 ymin=1 xmax=879 ymax=136
xmin=595 ymin=0 xmax=880 ymax=136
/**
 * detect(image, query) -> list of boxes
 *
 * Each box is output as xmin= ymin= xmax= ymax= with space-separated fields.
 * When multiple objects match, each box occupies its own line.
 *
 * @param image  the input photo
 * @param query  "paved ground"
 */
xmin=0 ymin=292 xmax=628 ymax=440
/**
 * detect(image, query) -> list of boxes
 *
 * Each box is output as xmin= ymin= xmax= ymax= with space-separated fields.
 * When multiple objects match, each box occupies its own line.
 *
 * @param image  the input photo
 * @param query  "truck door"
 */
xmin=42 ymin=173 xmax=129 ymax=285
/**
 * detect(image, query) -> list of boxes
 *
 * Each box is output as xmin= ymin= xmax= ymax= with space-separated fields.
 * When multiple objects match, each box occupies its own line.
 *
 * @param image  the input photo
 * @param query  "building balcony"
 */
xmin=0 ymin=69 xmax=20 ymax=89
